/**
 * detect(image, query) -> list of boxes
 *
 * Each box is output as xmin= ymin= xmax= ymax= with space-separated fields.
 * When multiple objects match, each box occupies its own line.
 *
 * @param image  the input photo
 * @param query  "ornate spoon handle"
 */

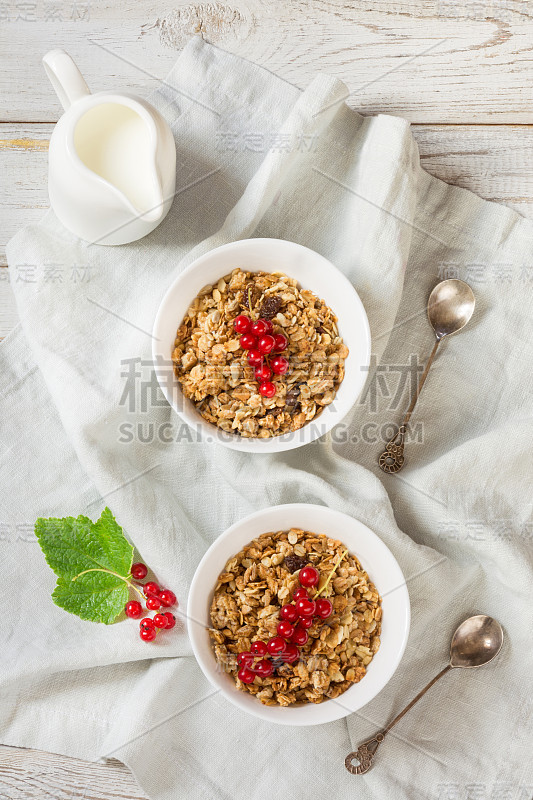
xmin=378 ymin=338 xmax=441 ymax=473
xmin=344 ymin=732 xmax=386 ymax=774
xmin=345 ymin=664 xmax=452 ymax=774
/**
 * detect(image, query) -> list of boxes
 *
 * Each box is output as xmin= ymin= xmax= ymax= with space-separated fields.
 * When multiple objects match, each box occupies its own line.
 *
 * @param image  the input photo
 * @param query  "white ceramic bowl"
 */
xmin=188 ymin=504 xmax=410 ymax=726
xmin=152 ymin=238 xmax=371 ymax=452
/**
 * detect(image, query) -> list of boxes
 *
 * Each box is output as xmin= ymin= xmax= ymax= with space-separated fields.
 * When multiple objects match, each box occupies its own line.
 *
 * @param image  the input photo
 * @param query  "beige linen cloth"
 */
xmin=2 ymin=36 xmax=532 ymax=800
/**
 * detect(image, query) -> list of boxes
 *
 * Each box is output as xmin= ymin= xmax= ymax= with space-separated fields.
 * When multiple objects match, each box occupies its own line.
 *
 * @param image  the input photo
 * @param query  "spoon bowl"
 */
xmin=450 ymin=614 xmax=504 ymax=668
xmin=379 ymin=278 xmax=476 ymax=472
xmin=428 ymin=279 xmax=476 ymax=341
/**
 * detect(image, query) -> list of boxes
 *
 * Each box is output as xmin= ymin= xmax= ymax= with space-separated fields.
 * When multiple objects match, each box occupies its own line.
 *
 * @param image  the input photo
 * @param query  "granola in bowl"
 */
xmin=171 ymin=269 xmax=349 ymax=439
xmin=208 ymin=528 xmax=382 ymax=707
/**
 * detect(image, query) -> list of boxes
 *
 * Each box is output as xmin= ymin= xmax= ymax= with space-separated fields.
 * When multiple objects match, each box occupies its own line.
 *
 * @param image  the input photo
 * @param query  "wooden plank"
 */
xmin=2 ymin=121 xmax=533 ymax=258
xmin=0 ymin=281 xmax=18 ymax=340
xmin=1 ymin=120 xmax=533 ymax=340
xmin=0 ymin=125 xmax=50 ymax=339
xmin=0 ymin=744 xmax=148 ymax=800
xmin=0 ymin=124 xmax=50 ymax=265
xmin=0 ymin=1 xmax=533 ymax=123
xmin=415 ymin=124 xmax=533 ymax=218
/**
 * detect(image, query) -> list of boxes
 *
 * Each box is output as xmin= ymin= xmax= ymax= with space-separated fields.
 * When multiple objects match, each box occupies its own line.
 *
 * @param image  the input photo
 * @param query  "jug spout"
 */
xmin=142 ymin=206 xmax=166 ymax=223
xmin=43 ymin=49 xmax=91 ymax=111
xmin=140 ymin=180 xmax=167 ymax=223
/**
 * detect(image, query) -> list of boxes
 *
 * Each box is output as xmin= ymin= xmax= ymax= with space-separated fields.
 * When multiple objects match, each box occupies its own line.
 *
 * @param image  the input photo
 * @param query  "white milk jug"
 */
xmin=43 ymin=49 xmax=176 ymax=245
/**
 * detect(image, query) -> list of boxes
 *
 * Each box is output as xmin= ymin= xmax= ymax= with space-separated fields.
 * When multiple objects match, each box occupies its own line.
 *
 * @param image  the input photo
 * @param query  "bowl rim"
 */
xmin=187 ymin=503 xmax=410 ymax=726
xmin=152 ymin=238 xmax=371 ymax=452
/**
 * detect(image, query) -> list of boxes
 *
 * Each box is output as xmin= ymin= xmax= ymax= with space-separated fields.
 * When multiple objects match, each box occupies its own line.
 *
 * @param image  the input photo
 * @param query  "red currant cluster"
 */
xmin=233 ymin=314 xmax=289 ymax=398
xmin=124 ymin=562 xmax=178 ymax=642
xmin=236 ymin=564 xmax=333 ymax=684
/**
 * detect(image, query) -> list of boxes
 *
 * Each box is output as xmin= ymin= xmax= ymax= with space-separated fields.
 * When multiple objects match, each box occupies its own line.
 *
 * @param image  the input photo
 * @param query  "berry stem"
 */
xmin=71 ymin=567 xmax=145 ymax=602
xmin=248 ymin=287 xmax=256 ymax=320
xmin=314 ymin=549 xmax=348 ymax=599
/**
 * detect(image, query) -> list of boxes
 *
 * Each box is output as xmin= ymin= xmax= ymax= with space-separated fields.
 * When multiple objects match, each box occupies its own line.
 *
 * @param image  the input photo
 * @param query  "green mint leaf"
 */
xmin=35 ymin=507 xmax=134 ymax=624
xmin=52 ymin=571 xmax=129 ymax=625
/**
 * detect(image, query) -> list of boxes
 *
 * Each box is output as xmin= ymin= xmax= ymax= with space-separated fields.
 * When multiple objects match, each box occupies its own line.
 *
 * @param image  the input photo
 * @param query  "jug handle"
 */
xmin=43 ymin=49 xmax=91 ymax=111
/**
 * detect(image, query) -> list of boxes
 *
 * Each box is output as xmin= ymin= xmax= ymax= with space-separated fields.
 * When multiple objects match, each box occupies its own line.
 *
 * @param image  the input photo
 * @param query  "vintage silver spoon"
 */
xmin=345 ymin=614 xmax=503 ymax=775
xmin=378 ymin=279 xmax=475 ymax=473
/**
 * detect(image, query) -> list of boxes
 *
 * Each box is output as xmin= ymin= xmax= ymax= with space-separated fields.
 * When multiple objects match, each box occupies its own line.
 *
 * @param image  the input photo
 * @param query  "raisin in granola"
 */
xmin=284 ymin=553 xmax=308 ymax=573
xmin=260 ymin=295 xmax=282 ymax=319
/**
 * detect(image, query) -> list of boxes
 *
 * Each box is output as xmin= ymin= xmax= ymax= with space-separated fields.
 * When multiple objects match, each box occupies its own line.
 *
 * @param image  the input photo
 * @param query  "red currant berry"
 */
xmin=153 ymin=613 xmax=168 ymax=629
xmin=158 ymin=589 xmax=177 ymax=608
xmin=143 ymin=581 xmax=159 ymax=597
xmin=140 ymin=626 xmax=156 ymax=642
xmin=237 ymin=651 xmax=254 ymax=667
xmin=125 ymin=601 xmax=142 ymax=619
xmin=299 ymin=565 xmax=320 ymax=588
xmin=254 ymin=659 xmax=274 ymax=677
xmin=250 ymin=640 xmax=268 ymax=657
xmin=164 ymin=612 xmax=176 ymax=629
xmin=270 ymin=355 xmax=289 ymax=375
xmin=280 ymin=604 xmax=298 ymax=623
xmin=139 ymin=617 xmax=154 ymax=630
xmin=250 ymin=319 xmax=269 ymax=337
xmin=290 ymin=625 xmax=309 ymax=646
xmin=273 ymin=333 xmax=288 ymax=351
xmin=299 ymin=615 xmax=314 ymax=629
xmin=259 ymin=381 xmax=276 ymax=398
xmin=146 ymin=596 xmax=161 ymax=611
xmin=296 ymin=597 xmax=316 ymax=617
xmin=293 ymin=587 xmax=309 ymax=601
xmin=258 ymin=334 xmax=276 ymax=355
xmin=315 ymin=598 xmax=334 ymax=619
xmin=277 ymin=620 xmax=294 ymax=639
xmin=254 ymin=364 xmax=272 ymax=382
xmin=240 ymin=333 xmax=256 ymax=350
xmin=247 ymin=349 xmax=263 ymax=367
xmin=131 ymin=563 xmax=148 ymax=580
xmin=266 ymin=636 xmax=286 ymax=655
xmin=237 ymin=666 xmax=256 ymax=684
xmin=233 ymin=315 xmax=251 ymax=334
xmin=280 ymin=643 xmax=300 ymax=664
xmin=263 ymin=320 xmax=274 ymax=334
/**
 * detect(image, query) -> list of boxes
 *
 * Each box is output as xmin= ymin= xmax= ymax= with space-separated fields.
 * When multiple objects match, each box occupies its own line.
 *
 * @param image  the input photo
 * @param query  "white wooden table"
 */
xmin=1 ymin=1 xmax=532 ymax=796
